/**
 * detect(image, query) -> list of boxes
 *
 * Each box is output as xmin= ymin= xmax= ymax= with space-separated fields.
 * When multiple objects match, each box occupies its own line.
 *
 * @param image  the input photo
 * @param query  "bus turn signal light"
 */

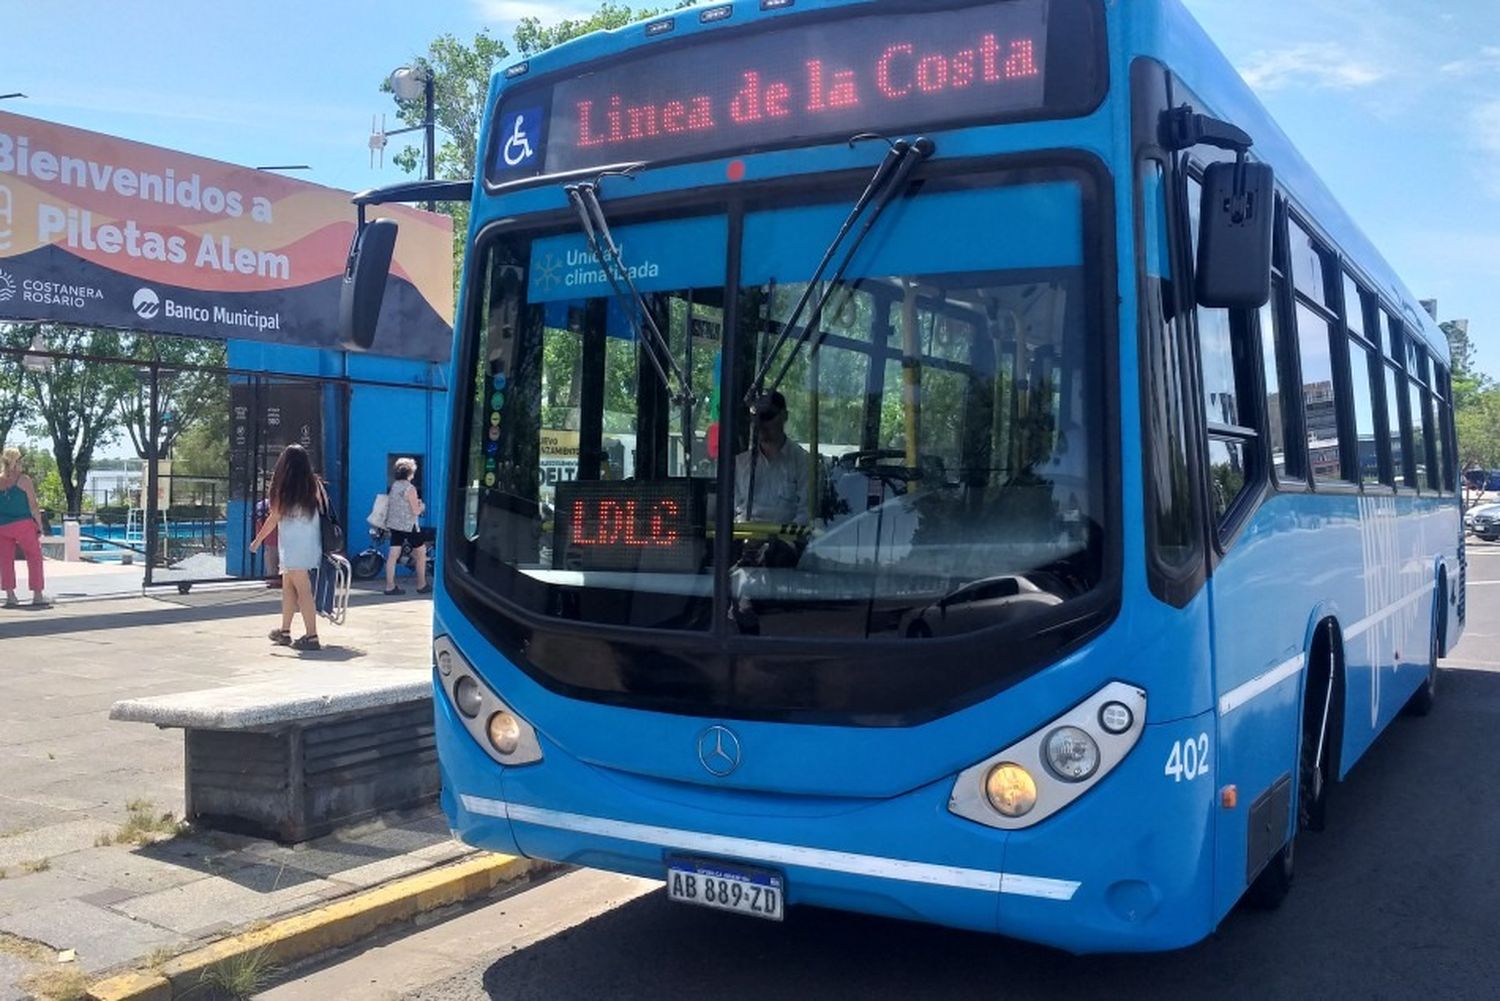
xmin=1221 ymin=786 xmax=1238 ymax=809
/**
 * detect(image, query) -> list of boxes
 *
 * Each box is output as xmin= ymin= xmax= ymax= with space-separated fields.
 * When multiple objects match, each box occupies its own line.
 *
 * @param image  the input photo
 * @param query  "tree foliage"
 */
xmin=0 ymin=325 xmax=32 ymax=451
xmin=384 ymin=3 xmax=697 ymax=290
xmin=16 ymin=325 xmax=135 ymax=515
xmin=117 ymin=336 xmax=229 ymax=464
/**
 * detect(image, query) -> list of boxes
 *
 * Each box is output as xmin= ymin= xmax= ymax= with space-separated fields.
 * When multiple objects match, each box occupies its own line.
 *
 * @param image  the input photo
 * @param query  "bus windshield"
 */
xmin=455 ymin=172 xmax=1106 ymax=645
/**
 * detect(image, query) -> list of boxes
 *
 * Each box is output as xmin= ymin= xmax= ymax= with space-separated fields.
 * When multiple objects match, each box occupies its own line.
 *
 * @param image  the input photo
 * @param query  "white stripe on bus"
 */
xmin=1218 ymin=582 xmax=1436 ymax=716
xmin=1218 ymin=654 xmax=1306 ymax=716
xmin=459 ymin=795 xmax=1081 ymax=901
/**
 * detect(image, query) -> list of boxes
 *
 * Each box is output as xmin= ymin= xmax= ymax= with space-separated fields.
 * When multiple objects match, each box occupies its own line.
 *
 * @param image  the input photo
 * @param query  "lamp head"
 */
xmin=388 ymin=66 xmax=430 ymax=102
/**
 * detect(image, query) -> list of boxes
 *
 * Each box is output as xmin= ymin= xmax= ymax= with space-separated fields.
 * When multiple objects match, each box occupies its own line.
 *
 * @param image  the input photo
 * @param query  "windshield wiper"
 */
xmin=564 ymin=176 xmax=697 ymax=460
xmin=745 ymin=135 xmax=936 ymax=405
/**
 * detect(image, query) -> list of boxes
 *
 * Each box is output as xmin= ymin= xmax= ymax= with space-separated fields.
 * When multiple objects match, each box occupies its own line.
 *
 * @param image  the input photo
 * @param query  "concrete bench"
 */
xmin=110 ymin=668 xmax=438 ymax=844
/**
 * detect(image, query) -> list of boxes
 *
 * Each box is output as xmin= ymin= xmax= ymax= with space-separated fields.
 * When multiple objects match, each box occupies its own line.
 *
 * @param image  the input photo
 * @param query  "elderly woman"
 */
xmin=383 ymin=457 xmax=429 ymax=596
xmin=0 ymin=447 xmax=50 ymax=608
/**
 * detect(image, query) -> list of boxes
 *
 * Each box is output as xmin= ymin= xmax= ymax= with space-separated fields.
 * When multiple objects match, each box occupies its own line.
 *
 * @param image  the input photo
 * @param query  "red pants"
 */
xmin=0 ymin=519 xmax=43 ymax=592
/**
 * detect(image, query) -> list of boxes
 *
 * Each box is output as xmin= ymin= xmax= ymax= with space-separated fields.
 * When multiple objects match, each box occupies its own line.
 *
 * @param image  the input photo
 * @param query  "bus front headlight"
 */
xmin=434 ymin=635 xmax=544 ymax=767
xmin=1043 ymin=726 xmax=1100 ymax=782
xmin=949 ymin=681 xmax=1146 ymax=831
xmin=985 ymin=763 xmax=1038 ymax=817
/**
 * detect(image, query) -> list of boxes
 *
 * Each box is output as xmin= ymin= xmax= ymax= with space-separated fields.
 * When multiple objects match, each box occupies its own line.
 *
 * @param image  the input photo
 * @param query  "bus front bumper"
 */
xmin=436 ymin=681 xmax=1219 ymax=953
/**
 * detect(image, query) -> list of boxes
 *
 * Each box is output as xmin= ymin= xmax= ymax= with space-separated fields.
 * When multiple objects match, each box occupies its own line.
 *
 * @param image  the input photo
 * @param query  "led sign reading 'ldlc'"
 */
xmin=492 ymin=0 xmax=1059 ymax=179
xmin=555 ymin=481 xmax=706 ymax=572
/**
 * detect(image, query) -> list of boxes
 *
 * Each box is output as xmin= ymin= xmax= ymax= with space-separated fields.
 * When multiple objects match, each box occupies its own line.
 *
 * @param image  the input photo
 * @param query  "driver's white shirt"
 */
xmin=735 ymin=439 xmax=811 ymax=526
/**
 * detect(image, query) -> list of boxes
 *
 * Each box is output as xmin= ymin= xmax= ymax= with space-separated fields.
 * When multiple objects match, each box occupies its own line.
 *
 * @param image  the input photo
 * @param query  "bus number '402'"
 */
xmin=1164 ymin=734 xmax=1211 ymax=783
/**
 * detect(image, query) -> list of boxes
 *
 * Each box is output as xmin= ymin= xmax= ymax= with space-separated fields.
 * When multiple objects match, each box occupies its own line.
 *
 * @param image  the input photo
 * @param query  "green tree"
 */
xmin=116 ymin=335 xmax=229 ymax=466
xmin=511 ymin=1 xmax=696 ymax=56
xmin=384 ymin=3 xmax=698 ymax=288
xmin=21 ymin=325 xmax=134 ymax=515
xmin=0 ymin=325 xmax=32 ymax=451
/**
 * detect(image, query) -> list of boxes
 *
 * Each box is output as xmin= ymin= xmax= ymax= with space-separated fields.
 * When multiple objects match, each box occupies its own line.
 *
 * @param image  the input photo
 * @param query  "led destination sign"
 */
xmin=554 ymin=480 xmax=708 ymax=573
xmin=490 ymin=0 xmax=1101 ymax=181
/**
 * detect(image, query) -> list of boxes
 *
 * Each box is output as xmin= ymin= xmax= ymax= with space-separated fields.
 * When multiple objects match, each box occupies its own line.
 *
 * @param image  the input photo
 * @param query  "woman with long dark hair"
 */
xmin=249 ymin=444 xmax=325 ymax=651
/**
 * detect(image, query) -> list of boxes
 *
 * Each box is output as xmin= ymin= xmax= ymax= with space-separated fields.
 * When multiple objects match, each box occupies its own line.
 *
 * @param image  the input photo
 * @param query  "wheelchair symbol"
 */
xmin=502 ymin=115 xmax=535 ymax=167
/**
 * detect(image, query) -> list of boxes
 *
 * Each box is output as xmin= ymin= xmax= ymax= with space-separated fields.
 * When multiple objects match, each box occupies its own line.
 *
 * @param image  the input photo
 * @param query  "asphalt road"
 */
xmin=265 ymin=540 xmax=1500 ymax=1001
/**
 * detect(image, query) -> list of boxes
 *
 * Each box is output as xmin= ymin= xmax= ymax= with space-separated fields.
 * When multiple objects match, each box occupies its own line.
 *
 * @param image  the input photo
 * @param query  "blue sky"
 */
xmin=6 ymin=0 xmax=1499 ymax=374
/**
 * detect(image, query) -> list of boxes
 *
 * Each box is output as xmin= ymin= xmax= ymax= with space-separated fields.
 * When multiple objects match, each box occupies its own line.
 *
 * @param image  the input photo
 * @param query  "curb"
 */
xmin=87 ymin=853 xmax=539 ymax=1001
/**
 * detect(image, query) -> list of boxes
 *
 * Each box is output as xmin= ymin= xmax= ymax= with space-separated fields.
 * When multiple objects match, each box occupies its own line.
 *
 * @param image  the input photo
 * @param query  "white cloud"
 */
xmin=1239 ymin=42 xmax=1389 ymax=91
xmin=1441 ymin=47 xmax=1500 ymax=77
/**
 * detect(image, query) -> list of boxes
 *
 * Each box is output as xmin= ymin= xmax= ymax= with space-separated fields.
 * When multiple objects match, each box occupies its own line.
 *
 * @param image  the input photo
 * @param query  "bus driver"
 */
xmin=734 ymin=391 xmax=811 ymax=527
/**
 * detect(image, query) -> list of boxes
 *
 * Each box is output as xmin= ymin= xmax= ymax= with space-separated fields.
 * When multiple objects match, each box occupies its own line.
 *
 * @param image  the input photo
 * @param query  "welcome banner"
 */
xmin=0 ymin=111 xmax=454 ymax=362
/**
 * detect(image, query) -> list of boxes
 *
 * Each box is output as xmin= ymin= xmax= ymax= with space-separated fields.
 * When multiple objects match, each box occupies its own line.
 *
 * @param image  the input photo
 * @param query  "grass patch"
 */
xmin=20 ymin=858 xmax=50 ymax=873
xmin=195 ymin=948 xmax=281 ymax=999
xmin=112 ymin=799 xmax=185 ymax=847
xmin=144 ymin=945 xmax=178 ymax=970
xmin=19 ymin=967 xmax=91 ymax=1001
xmin=0 ymin=931 xmax=53 ymax=962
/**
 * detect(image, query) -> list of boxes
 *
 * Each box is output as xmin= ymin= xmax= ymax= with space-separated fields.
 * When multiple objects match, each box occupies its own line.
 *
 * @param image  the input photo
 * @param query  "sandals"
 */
xmin=384 ymin=587 xmax=405 ymax=596
xmin=416 ymin=583 xmax=433 ymax=594
xmin=268 ymin=628 xmax=291 ymax=646
xmin=3 ymin=596 xmax=19 ymax=609
xmin=291 ymin=635 xmax=321 ymax=652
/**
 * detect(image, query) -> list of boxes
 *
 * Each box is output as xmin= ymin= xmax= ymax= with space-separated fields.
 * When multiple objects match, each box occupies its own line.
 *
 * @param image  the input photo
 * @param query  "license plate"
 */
xmin=666 ymin=856 xmax=784 ymax=921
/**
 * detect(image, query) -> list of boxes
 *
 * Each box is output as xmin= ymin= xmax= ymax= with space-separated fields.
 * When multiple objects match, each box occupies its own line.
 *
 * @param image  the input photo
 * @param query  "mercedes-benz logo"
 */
xmin=697 ymin=725 xmax=742 ymax=777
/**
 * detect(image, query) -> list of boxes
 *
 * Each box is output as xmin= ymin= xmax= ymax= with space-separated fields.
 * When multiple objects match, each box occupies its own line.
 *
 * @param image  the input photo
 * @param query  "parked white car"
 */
xmin=1469 ymin=504 xmax=1500 ymax=541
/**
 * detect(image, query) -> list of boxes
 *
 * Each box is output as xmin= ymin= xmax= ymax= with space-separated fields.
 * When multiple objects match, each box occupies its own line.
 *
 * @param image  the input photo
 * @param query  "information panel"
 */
xmin=490 ymin=0 xmax=1099 ymax=181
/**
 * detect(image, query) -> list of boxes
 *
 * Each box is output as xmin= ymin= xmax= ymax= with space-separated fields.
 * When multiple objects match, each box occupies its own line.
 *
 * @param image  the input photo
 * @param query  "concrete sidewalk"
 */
xmin=0 ymin=585 xmax=499 ymax=1000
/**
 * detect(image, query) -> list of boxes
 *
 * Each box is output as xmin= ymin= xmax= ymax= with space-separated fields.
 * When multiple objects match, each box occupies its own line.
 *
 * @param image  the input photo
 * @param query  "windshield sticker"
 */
xmin=491 ymin=105 xmax=545 ymax=176
xmin=528 ymin=214 xmax=727 ymax=303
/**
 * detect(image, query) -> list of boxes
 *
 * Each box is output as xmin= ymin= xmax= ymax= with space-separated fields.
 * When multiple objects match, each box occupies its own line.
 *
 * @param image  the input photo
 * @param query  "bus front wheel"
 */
xmin=1249 ymin=623 xmax=1339 ymax=909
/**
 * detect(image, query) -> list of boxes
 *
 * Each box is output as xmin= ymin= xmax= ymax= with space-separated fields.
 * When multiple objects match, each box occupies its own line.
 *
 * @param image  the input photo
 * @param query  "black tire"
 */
xmin=177 ymin=583 xmax=192 ymax=595
xmin=352 ymin=551 xmax=384 ymax=581
xmin=1406 ymin=585 xmax=1443 ymax=717
xmin=1246 ymin=834 xmax=1294 ymax=910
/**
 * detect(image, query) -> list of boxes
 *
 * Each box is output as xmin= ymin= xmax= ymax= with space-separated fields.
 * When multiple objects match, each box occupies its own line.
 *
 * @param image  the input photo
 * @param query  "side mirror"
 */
xmin=338 ymin=218 xmax=399 ymax=351
xmin=1196 ymin=161 xmax=1274 ymax=309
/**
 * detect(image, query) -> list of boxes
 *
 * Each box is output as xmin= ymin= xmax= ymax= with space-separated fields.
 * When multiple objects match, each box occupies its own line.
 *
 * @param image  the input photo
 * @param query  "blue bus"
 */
xmin=343 ymin=0 xmax=1466 ymax=953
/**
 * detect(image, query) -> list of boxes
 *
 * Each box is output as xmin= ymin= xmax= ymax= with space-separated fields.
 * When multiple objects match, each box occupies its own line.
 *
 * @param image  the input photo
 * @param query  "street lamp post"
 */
xmin=388 ymin=66 xmax=436 ymax=209
xmin=0 ymin=93 xmax=25 ymax=101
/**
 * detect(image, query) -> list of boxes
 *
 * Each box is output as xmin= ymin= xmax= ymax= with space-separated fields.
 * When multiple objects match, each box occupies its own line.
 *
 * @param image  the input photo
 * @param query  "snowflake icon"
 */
xmin=536 ymin=253 xmax=563 ymax=293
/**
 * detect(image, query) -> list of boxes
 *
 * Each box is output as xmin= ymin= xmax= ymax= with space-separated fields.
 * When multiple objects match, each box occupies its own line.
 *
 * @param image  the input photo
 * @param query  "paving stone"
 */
xmin=0 ymin=795 xmax=74 ymax=837
xmin=411 ymin=840 xmax=473 ymax=865
xmin=50 ymin=846 xmax=209 ymax=896
xmin=0 ymin=955 xmax=36 ymax=1001
xmin=0 ymin=869 xmax=105 ymax=918
xmin=0 ymin=898 xmax=180 ymax=972
xmin=114 ymin=875 xmax=334 ymax=935
xmin=320 ymin=852 xmax=437 ymax=890
xmin=0 ymin=820 xmax=116 ymax=869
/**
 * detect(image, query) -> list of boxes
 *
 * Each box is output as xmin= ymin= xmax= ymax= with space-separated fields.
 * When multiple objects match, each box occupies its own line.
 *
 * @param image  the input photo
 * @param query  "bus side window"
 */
xmin=1383 ymin=312 xmax=1415 ymax=488
xmin=1139 ymin=159 xmax=1203 ymax=597
xmin=1186 ymin=170 xmax=1262 ymax=528
xmin=1287 ymin=219 xmax=1346 ymax=484
xmin=1342 ymin=276 xmax=1382 ymax=487
xmin=1258 ymin=197 xmax=1301 ymax=482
